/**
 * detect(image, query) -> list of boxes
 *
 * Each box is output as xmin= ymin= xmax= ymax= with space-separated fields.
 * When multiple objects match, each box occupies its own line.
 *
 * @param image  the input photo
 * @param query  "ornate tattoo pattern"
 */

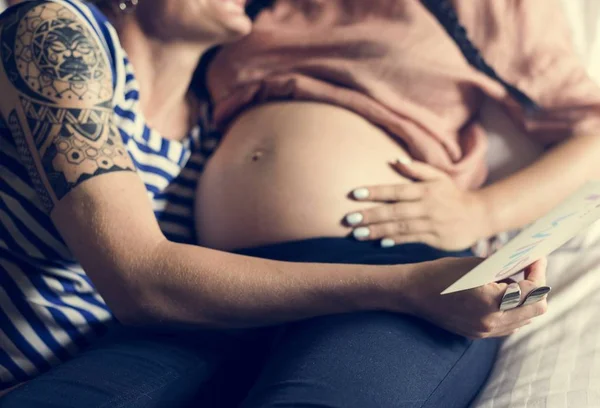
xmin=0 ymin=2 xmax=134 ymax=212
xmin=20 ymin=96 xmax=132 ymax=187
xmin=14 ymin=3 xmax=112 ymax=102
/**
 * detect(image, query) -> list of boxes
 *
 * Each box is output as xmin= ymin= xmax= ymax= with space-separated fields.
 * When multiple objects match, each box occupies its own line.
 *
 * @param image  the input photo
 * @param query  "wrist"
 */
xmin=472 ymin=189 xmax=498 ymax=239
xmin=366 ymin=263 xmax=421 ymax=315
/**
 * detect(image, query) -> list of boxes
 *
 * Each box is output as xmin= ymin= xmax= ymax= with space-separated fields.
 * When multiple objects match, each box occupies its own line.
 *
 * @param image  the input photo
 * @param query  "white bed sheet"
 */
xmin=473 ymin=225 xmax=600 ymax=408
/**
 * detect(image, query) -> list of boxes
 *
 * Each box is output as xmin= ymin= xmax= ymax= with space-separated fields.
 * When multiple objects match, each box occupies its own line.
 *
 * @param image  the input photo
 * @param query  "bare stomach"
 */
xmin=196 ymin=102 xmax=412 ymax=250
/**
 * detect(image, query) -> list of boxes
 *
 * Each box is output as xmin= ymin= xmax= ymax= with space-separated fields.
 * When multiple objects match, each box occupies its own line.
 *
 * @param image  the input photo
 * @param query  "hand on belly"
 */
xmin=343 ymin=158 xmax=488 ymax=251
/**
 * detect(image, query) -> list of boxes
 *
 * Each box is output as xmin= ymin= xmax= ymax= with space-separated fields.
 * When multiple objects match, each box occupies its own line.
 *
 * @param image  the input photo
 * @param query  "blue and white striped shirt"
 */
xmin=0 ymin=0 xmax=217 ymax=389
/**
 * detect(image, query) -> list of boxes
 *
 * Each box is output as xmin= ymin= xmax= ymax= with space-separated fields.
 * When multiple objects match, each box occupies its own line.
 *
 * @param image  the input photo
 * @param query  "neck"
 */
xmin=115 ymin=20 xmax=211 ymax=140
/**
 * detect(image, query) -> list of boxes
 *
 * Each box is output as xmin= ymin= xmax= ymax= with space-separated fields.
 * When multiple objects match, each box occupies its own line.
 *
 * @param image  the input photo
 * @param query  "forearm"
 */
xmin=118 ymin=240 xmax=410 ymax=328
xmin=51 ymin=174 xmax=412 ymax=329
xmin=479 ymin=132 xmax=600 ymax=236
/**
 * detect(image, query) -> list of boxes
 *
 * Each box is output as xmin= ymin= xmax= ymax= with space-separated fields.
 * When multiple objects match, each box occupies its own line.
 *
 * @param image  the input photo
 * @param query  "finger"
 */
xmin=523 ymin=258 xmax=548 ymax=286
xmin=478 ymin=282 xmax=544 ymax=324
xmin=392 ymin=157 xmax=448 ymax=182
xmin=496 ymin=318 xmax=533 ymax=334
xmin=354 ymin=219 xmax=432 ymax=241
xmin=350 ymin=183 xmax=424 ymax=202
xmin=517 ymin=261 xmax=551 ymax=307
xmin=516 ymin=279 xmax=544 ymax=305
xmin=470 ymin=319 xmax=531 ymax=339
xmin=499 ymin=282 xmax=521 ymax=311
xmin=521 ymin=286 xmax=552 ymax=306
xmin=501 ymin=298 xmax=548 ymax=323
xmin=345 ymin=202 xmax=427 ymax=227
xmin=487 ymin=321 xmax=532 ymax=338
xmin=379 ymin=233 xmax=439 ymax=247
xmin=491 ymin=325 xmax=529 ymax=338
xmin=476 ymin=307 xmax=536 ymax=338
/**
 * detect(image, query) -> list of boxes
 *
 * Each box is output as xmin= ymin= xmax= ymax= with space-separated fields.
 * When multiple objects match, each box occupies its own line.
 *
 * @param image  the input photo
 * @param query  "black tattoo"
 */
xmin=4 ymin=2 xmax=112 ymax=102
xmin=20 ymin=97 xmax=113 ymax=147
xmin=0 ymin=2 xmax=134 ymax=212
xmin=7 ymin=109 xmax=54 ymax=211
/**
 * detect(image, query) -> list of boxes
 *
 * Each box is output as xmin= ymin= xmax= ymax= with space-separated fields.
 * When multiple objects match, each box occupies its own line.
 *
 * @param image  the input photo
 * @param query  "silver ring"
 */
xmin=499 ymin=282 xmax=521 ymax=311
xmin=521 ymin=286 xmax=552 ymax=306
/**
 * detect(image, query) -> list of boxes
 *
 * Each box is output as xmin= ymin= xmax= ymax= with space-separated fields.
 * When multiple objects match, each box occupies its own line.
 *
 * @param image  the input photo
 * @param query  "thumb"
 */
xmin=392 ymin=158 xmax=447 ymax=182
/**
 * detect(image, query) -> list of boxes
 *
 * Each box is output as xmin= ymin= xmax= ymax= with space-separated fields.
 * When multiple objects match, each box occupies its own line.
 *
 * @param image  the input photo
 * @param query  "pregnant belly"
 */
xmin=196 ymin=102 xmax=413 ymax=250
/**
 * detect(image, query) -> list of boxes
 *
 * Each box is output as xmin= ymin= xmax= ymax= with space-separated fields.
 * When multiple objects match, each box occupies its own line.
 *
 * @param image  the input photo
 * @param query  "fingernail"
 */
xmin=353 ymin=227 xmax=371 ymax=240
xmin=522 ymin=286 xmax=552 ymax=306
xmin=396 ymin=157 xmax=413 ymax=165
xmin=345 ymin=212 xmax=364 ymax=226
xmin=499 ymin=283 xmax=521 ymax=311
xmin=352 ymin=188 xmax=370 ymax=200
xmin=381 ymin=238 xmax=395 ymax=248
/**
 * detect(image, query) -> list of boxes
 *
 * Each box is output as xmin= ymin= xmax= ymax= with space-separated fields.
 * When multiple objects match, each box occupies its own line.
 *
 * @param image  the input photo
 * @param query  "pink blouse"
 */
xmin=207 ymin=0 xmax=600 ymax=188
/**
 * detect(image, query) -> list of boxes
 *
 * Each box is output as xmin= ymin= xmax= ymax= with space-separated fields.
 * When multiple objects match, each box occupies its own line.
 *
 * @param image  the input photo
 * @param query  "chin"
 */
xmin=196 ymin=0 xmax=249 ymax=36
xmin=138 ymin=0 xmax=252 ymax=45
xmin=220 ymin=18 xmax=253 ymax=41
xmin=211 ymin=5 xmax=253 ymax=43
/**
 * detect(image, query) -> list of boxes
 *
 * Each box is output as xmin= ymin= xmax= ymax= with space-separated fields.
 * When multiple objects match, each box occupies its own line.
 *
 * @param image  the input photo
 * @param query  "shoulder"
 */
xmin=0 ymin=0 xmax=113 ymax=108
xmin=0 ymin=1 xmax=134 ymax=213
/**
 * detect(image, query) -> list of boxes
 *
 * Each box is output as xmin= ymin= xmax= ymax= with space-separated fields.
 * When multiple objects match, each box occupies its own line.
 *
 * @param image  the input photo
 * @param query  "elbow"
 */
xmin=95 ymin=240 xmax=220 ymax=328
xmin=108 ymin=283 xmax=233 ymax=329
xmin=103 ymin=285 xmax=160 ymax=327
xmin=108 ymin=290 xmax=218 ymax=329
xmin=99 ymin=239 xmax=171 ymax=326
xmin=93 ymin=266 xmax=166 ymax=327
xmin=110 ymin=302 xmax=151 ymax=327
xmin=102 ymin=273 xmax=212 ymax=329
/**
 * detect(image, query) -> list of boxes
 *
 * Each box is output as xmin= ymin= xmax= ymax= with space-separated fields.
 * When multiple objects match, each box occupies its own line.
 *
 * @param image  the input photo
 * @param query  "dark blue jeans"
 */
xmin=0 ymin=239 xmax=499 ymax=408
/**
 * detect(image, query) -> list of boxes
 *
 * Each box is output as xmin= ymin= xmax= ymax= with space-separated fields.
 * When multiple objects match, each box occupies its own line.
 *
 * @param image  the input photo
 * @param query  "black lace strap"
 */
xmin=421 ymin=0 xmax=541 ymax=113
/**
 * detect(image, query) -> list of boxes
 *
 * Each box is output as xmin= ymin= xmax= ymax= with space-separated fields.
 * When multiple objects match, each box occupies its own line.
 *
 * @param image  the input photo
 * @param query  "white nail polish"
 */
xmin=352 ymin=188 xmax=370 ymax=200
xmin=396 ymin=157 xmax=413 ymax=165
xmin=345 ymin=213 xmax=364 ymax=226
xmin=381 ymin=238 xmax=395 ymax=248
xmin=353 ymin=227 xmax=370 ymax=239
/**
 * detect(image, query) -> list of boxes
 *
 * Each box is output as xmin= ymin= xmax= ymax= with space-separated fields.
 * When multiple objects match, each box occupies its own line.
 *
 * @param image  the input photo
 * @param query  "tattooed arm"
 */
xmin=0 ymin=1 xmax=410 ymax=328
